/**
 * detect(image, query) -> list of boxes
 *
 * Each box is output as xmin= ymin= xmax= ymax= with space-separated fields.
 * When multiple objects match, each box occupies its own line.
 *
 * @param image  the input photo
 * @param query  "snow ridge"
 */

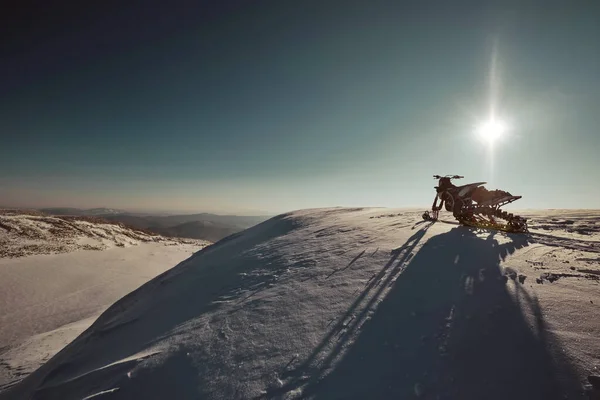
xmin=2 ymin=208 xmax=600 ymax=399
xmin=0 ymin=211 xmax=208 ymax=258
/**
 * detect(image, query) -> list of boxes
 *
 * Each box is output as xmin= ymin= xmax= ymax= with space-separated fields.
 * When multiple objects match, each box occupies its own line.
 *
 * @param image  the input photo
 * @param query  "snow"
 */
xmin=1 ymin=208 xmax=599 ymax=399
xmin=0 ymin=212 xmax=210 ymax=391
xmin=0 ymin=213 xmax=208 ymax=258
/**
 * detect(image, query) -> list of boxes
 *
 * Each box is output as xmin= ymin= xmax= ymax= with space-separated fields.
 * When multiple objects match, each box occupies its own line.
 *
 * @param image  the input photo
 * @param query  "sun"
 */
xmin=476 ymin=118 xmax=507 ymax=144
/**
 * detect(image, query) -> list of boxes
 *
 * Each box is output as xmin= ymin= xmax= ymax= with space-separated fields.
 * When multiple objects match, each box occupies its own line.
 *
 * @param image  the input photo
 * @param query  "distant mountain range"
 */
xmin=38 ymin=208 xmax=271 ymax=242
xmin=40 ymin=207 xmax=127 ymax=216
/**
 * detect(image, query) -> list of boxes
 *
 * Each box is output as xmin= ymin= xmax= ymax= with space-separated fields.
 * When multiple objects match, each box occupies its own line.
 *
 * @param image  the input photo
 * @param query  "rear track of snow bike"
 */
xmin=424 ymin=196 xmax=529 ymax=233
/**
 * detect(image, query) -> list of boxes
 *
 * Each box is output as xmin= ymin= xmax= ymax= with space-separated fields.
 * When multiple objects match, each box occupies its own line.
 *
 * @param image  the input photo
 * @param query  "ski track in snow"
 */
xmin=1 ymin=208 xmax=600 ymax=399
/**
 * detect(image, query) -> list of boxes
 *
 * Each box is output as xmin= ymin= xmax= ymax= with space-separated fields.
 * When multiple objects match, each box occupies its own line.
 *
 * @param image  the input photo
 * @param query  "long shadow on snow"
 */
xmin=263 ymin=224 xmax=434 ymax=398
xmin=1 ymin=213 xmax=302 ymax=400
xmin=304 ymin=227 xmax=582 ymax=400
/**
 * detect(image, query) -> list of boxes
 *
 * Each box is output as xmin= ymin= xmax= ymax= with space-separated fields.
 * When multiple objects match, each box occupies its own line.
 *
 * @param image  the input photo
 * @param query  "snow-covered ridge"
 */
xmin=0 ymin=210 xmax=209 ymax=258
xmin=3 ymin=207 xmax=599 ymax=399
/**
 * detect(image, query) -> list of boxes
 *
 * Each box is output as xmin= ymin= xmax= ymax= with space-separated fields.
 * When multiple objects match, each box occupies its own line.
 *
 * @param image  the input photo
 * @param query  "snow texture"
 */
xmin=0 ymin=211 xmax=209 ymax=258
xmin=2 ymin=208 xmax=600 ymax=399
xmin=0 ymin=212 xmax=210 ymax=390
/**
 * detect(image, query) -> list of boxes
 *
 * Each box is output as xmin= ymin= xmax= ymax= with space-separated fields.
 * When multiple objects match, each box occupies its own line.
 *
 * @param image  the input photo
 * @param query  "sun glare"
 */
xmin=476 ymin=118 xmax=506 ymax=144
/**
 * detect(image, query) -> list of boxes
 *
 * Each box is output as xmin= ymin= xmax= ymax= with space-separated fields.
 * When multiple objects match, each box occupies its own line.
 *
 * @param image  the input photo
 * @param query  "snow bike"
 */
xmin=422 ymin=175 xmax=528 ymax=233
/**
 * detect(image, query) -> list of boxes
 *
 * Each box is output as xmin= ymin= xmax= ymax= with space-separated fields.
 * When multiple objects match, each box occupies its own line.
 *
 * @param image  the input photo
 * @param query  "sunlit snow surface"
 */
xmin=0 ymin=211 xmax=209 ymax=391
xmin=2 ymin=208 xmax=599 ymax=399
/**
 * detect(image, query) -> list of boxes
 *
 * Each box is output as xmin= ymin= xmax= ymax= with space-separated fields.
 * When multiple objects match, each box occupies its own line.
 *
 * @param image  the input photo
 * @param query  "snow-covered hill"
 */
xmin=0 ymin=211 xmax=206 ymax=258
xmin=0 ymin=211 xmax=211 ymax=391
xmin=2 ymin=208 xmax=600 ymax=399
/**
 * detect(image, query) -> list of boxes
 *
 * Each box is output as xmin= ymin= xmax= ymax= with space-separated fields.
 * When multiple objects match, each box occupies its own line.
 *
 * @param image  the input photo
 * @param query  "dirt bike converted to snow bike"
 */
xmin=422 ymin=175 xmax=528 ymax=233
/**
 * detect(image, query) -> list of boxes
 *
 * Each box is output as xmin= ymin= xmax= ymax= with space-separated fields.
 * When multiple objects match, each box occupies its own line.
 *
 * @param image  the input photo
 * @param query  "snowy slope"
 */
xmin=2 ymin=208 xmax=599 ymax=399
xmin=0 ymin=212 xmax=206 ymax=258
xmin=0 ymin=212 xmax=211 ymax=391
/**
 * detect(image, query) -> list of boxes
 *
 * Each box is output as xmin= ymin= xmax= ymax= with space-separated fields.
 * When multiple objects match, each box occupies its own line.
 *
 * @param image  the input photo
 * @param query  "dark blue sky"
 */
xmin=2 ymin=1 xmax=599 ymax=213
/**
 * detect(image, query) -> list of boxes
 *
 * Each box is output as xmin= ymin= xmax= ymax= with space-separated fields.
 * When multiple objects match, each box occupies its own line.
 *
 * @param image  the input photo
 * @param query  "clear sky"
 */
xmin=2 ymin=1 xmax=599 ymax=214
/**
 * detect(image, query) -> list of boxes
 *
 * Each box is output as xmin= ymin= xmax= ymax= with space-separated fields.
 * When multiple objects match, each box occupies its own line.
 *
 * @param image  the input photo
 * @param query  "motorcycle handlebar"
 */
xmin=433 ymin=175 xmax=463 ymax=179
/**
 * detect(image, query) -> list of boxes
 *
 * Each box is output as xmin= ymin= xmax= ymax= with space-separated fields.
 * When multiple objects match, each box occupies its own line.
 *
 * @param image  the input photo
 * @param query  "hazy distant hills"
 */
xmin=147 ymin=220 xmax=240 ymax=243
xmin=38 ymin=208 xmax=270 ymax=242
xmin=40 ymin=207 xmax=127 ymax=216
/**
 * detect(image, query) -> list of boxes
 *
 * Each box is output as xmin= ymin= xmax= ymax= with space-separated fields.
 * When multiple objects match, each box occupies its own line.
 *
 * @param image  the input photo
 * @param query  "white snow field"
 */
xmin=2 ymin=208 xmax=599 ymax=399
xmin=0 ymin=211 xmax=206 ymax=258
xmin=0 ymin=212 xmax=210 ymax=391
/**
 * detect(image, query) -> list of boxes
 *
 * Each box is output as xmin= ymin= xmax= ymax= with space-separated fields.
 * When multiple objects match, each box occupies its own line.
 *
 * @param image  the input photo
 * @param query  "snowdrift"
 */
xmin=3 ymin=208 xmax=599 ymax=399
